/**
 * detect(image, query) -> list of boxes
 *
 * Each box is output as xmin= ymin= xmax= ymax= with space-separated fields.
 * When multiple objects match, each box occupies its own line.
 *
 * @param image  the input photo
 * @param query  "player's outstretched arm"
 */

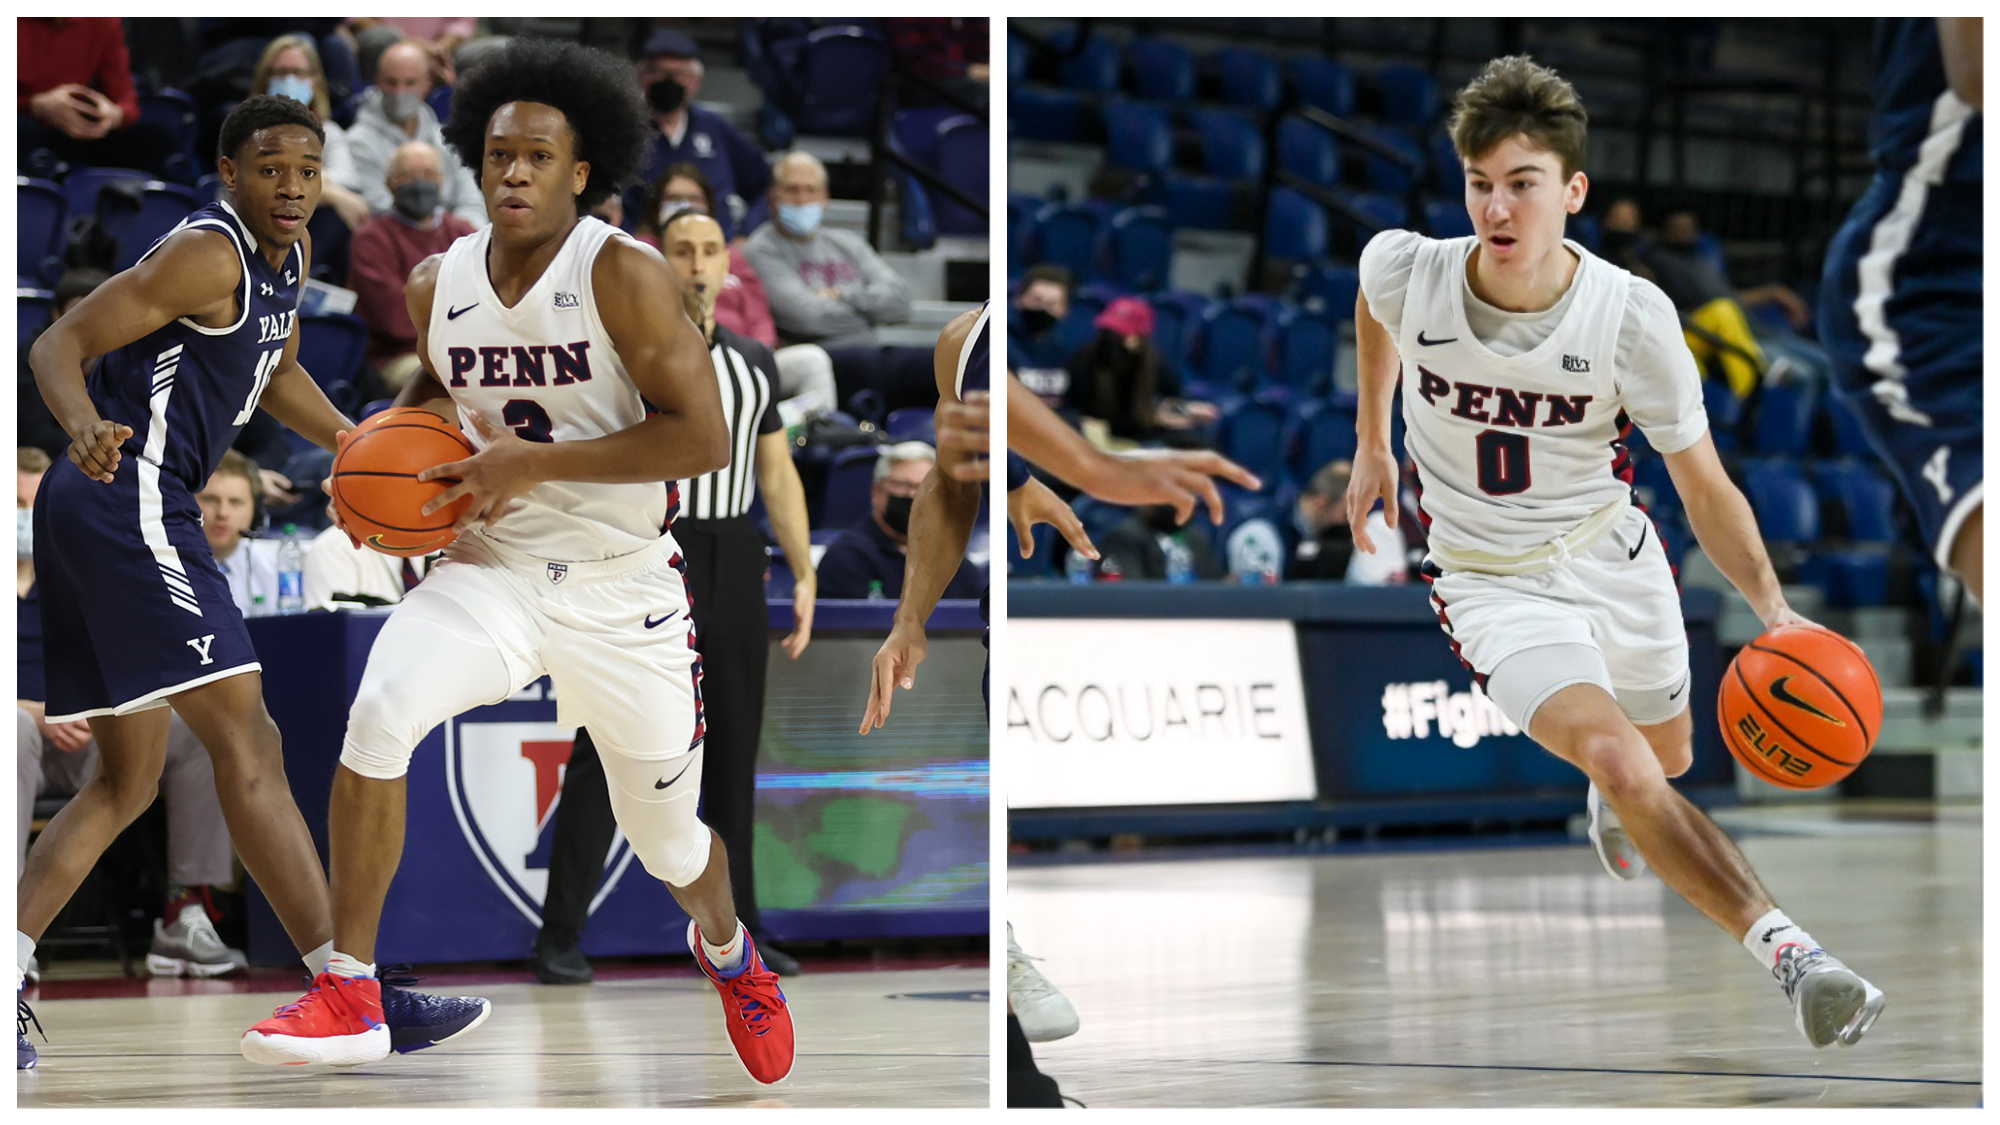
xmin=756 ymin=429 xmax=816 ymax=659
xmin=258 ymin=231 xmax=357 ymax=454
xmin=1006 ymin=370 xmax=1260 ymax=525
xmin=1662 ymin=433 xmax=1808 ymax=630
xmin=1346 ymin=289 xmax=1402 ymax=555
xmin=28 ymin=229 xmax=243 ymax=482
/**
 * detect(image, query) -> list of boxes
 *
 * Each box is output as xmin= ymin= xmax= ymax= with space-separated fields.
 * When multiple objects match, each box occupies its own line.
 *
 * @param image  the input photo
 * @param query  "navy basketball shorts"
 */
xmin=34 ymin=457 xmax=260 ymax=722
xmin=1820 ymin=175 xmax=1983 ymax=575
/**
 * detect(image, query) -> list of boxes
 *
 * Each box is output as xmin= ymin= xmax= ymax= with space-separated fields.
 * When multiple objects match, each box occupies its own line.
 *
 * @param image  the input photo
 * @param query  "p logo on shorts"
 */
xmin=547 ymin=563 xmax=569 ymax=585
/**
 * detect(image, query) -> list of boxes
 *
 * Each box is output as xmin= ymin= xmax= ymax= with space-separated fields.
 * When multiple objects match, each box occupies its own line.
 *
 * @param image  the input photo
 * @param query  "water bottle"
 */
xmin=866 ymin=579 xmax=885 ymax=602
xmin=276 ymin=523 xmax=306 ymax=615
xmin=1163 ymin=536 xmax=1195 ymax=585
xmin=1065 ymin=549 xmax=1095 ymax=584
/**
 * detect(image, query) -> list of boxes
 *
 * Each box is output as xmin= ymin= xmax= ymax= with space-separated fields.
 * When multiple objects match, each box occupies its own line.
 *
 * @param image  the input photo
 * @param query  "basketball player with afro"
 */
xmin=241 ymin=40 xmax=795 ymax=1082
xmin=20 ymin=95 xmax=488 ymax=1071
xmin=1346 ymin=56 xmax=1884 ymax=1047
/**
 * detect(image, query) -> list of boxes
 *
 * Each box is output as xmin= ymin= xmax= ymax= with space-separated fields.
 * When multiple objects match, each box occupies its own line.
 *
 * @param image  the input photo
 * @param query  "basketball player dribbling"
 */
xmin=1819 ymin=18 xmax=1981 ymax=603
xmin=240 ymin=40 xmax=795 ymax=1082
xmin=19 ymin=96 xmax=486 ymax=1071
xmin=1346 ymin=56 xmax=1884 ymax=1047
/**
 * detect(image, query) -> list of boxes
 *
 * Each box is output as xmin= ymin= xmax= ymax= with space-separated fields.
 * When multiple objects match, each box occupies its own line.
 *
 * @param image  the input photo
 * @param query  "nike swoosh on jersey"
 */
xmin=1628 ymin=523 xmax=1649 ymax=560
xmin=1416 ymin=331 xmax=1458 ymax=346
xmin=1769 ymin=676 xmax=1844 ymax=725
xmin=446 ymin=303 xmax=479 ymax=320
xmin=645 ymin=611 xmax=678 ymax=629
xmin=653 ymin=756 xmax=696 ymax=790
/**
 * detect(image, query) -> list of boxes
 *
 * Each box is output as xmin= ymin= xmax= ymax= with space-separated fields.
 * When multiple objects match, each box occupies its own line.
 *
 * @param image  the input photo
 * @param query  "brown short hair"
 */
xmin=1448 ymin=55 xmax=1588 ymax=179
xmin=18 ymin=448 xmax=51 ymax=475
xmin=210 ymin=449 xmax=262 ymax=498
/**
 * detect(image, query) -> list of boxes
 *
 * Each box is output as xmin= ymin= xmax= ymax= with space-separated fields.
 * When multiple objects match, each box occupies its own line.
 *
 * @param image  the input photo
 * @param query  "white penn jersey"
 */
xmin=1360 ymin=230 xmax=1707 ymax=560
xmin=428 ymin=217 xmax=671 ymax=563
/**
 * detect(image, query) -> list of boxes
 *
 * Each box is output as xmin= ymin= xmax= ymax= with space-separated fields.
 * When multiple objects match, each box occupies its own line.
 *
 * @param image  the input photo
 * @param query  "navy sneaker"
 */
xmin=18 ymin=993 xmax=42 ymax=1070
xmin=379 ymin=965 xmax=492 ymax=1054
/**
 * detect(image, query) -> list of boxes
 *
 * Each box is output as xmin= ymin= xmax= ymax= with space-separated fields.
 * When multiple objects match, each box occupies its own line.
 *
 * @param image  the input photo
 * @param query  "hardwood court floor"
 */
xmin=18 ymin=959 xmax=987 ymax=1108
xmin=1009 ymin=802 xmax=1980 ymax=1108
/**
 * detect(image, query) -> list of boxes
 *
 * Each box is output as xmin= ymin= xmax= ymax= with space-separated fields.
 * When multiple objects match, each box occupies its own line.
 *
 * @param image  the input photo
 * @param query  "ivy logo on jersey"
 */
xmin=446 ymin=717 xmax=636 ymax=928
xmin=547 ymin=562 xmax=569 ymax=585
xmin=1562 ymin=354 xmax=1592 ymax=373
xmin=554 ymin=291 xmax=579 ymax=309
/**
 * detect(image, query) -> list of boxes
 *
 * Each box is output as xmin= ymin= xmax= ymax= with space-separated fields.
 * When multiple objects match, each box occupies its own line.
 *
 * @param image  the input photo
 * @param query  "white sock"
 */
xmin=323 ymin=951 xmax=376 ymax=980
xmin=1742 ymin=909 xmax=1817 ymax=967
xmin=701 ymin=922 xmax=748 ymax=973
xmin=303 ymin=940 xmax=335 ymax=976
xmin=17 ymin=931 xmax=34 ymax=991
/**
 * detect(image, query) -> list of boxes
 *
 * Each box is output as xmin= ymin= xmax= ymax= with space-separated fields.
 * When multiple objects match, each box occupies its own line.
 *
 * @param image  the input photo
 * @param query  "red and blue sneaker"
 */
xmin=688 ymin=922 xmax=795 ymax=1084
xmin=379 ymin=964 xmax=492 ymax=1054
xmin=241 ymin=971 xmax=389 ymax=1066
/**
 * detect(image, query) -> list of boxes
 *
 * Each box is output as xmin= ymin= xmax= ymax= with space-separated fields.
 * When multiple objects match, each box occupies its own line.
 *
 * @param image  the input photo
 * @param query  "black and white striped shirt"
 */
xmin=682 ymin=324 xmax=783 ymax=520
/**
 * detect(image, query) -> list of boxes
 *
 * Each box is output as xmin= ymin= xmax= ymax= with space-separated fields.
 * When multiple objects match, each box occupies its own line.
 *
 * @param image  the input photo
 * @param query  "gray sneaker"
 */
xmin=1586 ymin=782 xmax=1646 ymax=881
xmin=146 ymin=904 xmax=249 ymax=978
xmin=1774 ymin=944 xmax=1885 ymax=1047
xmin=1006 ymin=923 xmax=1079 ymax=1043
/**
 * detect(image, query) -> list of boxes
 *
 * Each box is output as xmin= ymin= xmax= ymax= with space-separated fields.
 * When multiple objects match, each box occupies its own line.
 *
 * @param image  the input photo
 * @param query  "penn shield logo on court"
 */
xmin=1380 ymin=680 xmax=1522 ymax=748
xmin=445 ymin=711 xmax=636 ymax=928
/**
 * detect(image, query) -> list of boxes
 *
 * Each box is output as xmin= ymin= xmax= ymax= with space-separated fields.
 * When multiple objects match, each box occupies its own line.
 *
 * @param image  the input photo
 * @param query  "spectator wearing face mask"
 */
xmin=817 ymin=441 xmax=984 ymax=600
xmin=1284 ymin=459 xmax=1410 ymax=583
xmin=1064 ymin=296 xmax=1218 ymax=447
xmin=628 ymin=30 xmax=771 ymax=242
xmin=1009 ymin=266 xmax=1073 ymax=407
xmin=347 ymin=39 xmax=486 ymax=225
xmin=745 ymin=151 xmax=914 ymax=350
xmin=350 ymin=141 xmax=481 ymax=390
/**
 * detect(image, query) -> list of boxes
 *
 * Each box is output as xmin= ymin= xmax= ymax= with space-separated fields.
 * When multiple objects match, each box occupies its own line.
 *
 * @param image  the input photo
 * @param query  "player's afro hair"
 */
xmin=441 ymin=37 xmax=652 ymax=213
xmin=217 ymin=94 xmax=326 ymax=163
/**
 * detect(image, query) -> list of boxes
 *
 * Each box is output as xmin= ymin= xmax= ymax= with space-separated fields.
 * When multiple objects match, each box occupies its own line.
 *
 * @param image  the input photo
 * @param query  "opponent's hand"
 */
xmin=321 ymin=429 xmax=361 ymax=547
xmin=49 ymin=719 xmax=92 ymax=754
xmin=938 ymin=391 xmax=991 ymax=482
xmin=1345 ymin=446 xmax=1400 ymax=555
xmin=860 ymin=621 xmax=928 ymax=733
xmin=68 ymin=419 xmax=133 ymax=483
xmin=1008 ymin=476 xmax=1095 ymax=562
xmin=418 ymin=410 xmax=541 ymax=532
xmin=782 ymin=574 xmax=816 ymax=659
xmin=260 ymin=468 xmax=300 ymax=505
xmin=1080 ymin=448 xmax=1261 ymax=526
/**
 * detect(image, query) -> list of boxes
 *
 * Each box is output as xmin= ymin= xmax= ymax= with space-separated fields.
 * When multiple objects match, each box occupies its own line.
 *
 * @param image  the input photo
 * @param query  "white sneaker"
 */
xmin=1774 ymin=944 xmax=1885 ymax=1048
xmin=1586 ymin=782 xmax=1646 ymax=881
xmin=146 ymin=904 xmax=248 ymax=978
xmin=22 ymin=957 xmax=38 ymax=986
xmin=1006 ymin=923 xmax=1079 ymax=1043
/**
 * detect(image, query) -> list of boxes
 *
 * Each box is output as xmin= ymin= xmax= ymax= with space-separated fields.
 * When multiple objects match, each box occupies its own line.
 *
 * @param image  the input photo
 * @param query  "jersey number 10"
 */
xmin=231 ymin=348 xmax=285 ymax=427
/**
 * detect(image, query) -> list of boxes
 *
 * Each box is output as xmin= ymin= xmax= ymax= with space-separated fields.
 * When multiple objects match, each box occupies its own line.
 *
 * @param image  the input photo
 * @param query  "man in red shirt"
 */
xmin=18 ymin=18 xmax=181 ymax=178
xmin=347 ymin=140 xmax=477 ymax=391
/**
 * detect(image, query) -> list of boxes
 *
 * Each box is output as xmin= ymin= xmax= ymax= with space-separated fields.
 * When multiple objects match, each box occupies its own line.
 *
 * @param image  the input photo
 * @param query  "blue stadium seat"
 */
xmin=1703 ymin=379 xmax=1744 ymax=450
xmin=1213 ymin=47 xmax=1281 ymax=112
xmin=1276 ymin=116 xmax=1340 ymax=188
xmin=885 ymin=407 xmax=935 ymax=443
xmin=1159 ymin=171 xmax=1237 ymax=231
xmin=1127 ymin=37 xmax=1195 ymax=101
xmin=1742 ymin=461 xmax=1818 ymax=545
xmin=1213 ymin=393 xmax=1288 ymax=489
xmin=794 ymin=28 xmax=891 ymax=135
xmin=138 ymin=89 xmax=200 ymax=166
xmin=1147 ymin=291 xmax=1208 ymax=387
xmin=1265 ymin=305 xmax=1338 ymax=399
xmin=19 ymin=292 xmax=54 ymax=347
xmin=1102 ymin=99 xmax=1173 ymax=172
xmin=1423 ymin=199 xmax=1474 ymax=239
xmin=1630 ymin=453 xmax=1678 ymax=515
xmin=295 ymin=315 xmax=369 ymax=415
xmin=1359 ymin=129 xmax=1427 ymax=197
xmin=1193 ymin=300 xmax=1267 ymax=392
xmin=1032 ymin=203 xmax=1101 ymax=279
xmin=893 ymin=106 xmax=959 ymax=170
xmin=425 ymin=85 xmax=451 ymax=124
xmin=1293 ymin=262 xmax=1359 ymax=319
xmin=1057 ymin=36 xmax=1122 ymax=93
xmin=1010 ymin=87 xmax=1084 ymax=143
xmin=1804 ymin=551 xmax=1890 ymax=608
xmin=822 ymin=445 xmax=880 ymax=530
xmin=934 ymin=115 xmax=987 ymax=236
xmin=110 ymin=184 xmax=200 ymax=271
xmin=1373 ymin=65 xmax=1439 ymax=124
xmin=1264 ymin=187 xmax=1329 ymax=262
xmin=62 ymin=167 xmax=153 ymax=219
xmin=1194 ymin=110 xmax=1264 ymax=180
xmin=1812 ymin=461 xmax=1898 ymax=544
xmin=196 ymin=173 xmax=225 ymax=203
xmin=1286 ymin=399 xmax=1359 ymax=486
xmin=1008 ymin=521 xmax=1058 ymax=579
xmin=1822 ymin=390 xmax=1876 ymax=458
xmin=1429 ymin=133 xmax=1463 ymax=196
xmin=18 ymin=178 xmax=66 ymax=288
xmin=1104 ymin=207 xmax=1173 ymax=292
xmin=1008 ymin=192 xmax=1040 ymax=273
xmin=1290 ymin=57 xmax=1356 ymax=117
xmin=1753 ymin=382 xmax=1817 ymax=458
xmin=1347 ymin=192 xmax=1409 ymax=233
xmin=1007 ymin=33 xmax=1030 ymax=87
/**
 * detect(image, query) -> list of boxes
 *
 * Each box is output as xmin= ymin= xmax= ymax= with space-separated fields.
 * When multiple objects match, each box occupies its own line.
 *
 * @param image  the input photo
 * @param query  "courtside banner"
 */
xmin=1006 ymin=618 xmax=1316 ymax=808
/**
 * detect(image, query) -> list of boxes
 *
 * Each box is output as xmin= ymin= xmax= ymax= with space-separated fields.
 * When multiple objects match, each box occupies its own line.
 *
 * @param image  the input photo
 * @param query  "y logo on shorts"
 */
xmin=1922 ymin=447 xmax=1954 ymax=504
xmin=186 ymin=634 xmax=217 ymax=666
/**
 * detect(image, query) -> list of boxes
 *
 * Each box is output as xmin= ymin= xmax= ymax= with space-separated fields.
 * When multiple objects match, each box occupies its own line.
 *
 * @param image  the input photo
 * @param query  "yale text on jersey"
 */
xmin=256 ymin=310 xmax=297 ymax=345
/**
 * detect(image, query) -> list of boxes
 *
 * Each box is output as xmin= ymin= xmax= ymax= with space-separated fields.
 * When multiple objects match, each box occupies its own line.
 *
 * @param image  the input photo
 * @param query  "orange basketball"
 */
xmin=1718 ymin=624 xmax=1882 ymax=790
xmin=330 ymin=408 xmax=476 ymax=557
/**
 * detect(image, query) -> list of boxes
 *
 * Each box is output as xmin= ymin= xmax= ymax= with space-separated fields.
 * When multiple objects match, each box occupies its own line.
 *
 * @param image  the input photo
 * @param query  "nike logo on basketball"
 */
xmin=1770 ymin=676 xmax=1844 ymax=725
xmin=1627 ymin=523 xmax=1649 ymax=560
xmin=447 ymin=303 xmax=479 ymax=320
xmin=654 ymin=757 xmax=696 ymax=790
xmin=645 ymin=611 xmax=678 ymax=629
xmin=1761 ymin=924 xmax=1796 ymax=943
xmin=1416 ymin=331 xmax=1457 ymax=346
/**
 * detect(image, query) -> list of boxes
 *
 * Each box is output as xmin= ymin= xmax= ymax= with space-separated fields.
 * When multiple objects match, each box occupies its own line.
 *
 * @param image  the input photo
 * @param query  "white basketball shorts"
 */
xmin=1426 ymin=506 xmax=1689 ymax=730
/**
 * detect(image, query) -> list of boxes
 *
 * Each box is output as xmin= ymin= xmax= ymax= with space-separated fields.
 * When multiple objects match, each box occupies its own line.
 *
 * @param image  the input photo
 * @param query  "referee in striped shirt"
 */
xmin=534 ymin=209 xmax=816 ymax=981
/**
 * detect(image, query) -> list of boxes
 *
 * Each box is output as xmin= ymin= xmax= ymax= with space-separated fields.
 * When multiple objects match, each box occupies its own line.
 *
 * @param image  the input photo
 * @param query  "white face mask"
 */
xmin=17 ymin=508 xmax=33 ymax=560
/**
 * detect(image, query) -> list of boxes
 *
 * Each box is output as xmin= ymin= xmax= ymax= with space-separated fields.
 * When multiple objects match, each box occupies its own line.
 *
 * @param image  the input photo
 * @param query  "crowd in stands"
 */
xmin=1008 ymin=22 xmax=1914 ymax=614
xmin=18 ymin=15 xmax=989 ymax=975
